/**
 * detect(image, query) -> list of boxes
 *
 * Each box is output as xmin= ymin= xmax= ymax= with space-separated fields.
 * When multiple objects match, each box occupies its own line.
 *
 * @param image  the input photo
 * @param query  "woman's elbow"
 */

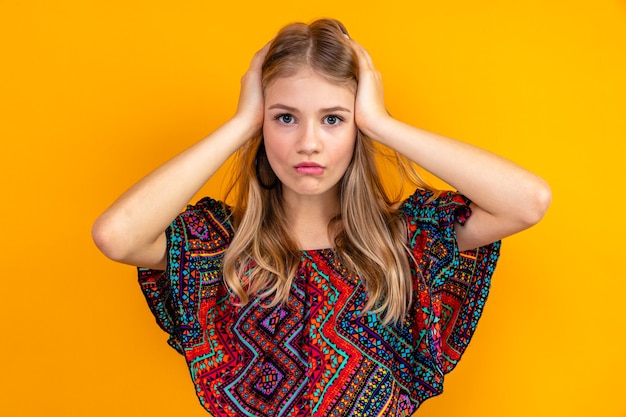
xmin=91 ymin=214 xmax=132 ymax=263
xmin=520 ymin=178 xmax=552 ymax=227
xmin=92 ymin=214 xmax=166 ymax=269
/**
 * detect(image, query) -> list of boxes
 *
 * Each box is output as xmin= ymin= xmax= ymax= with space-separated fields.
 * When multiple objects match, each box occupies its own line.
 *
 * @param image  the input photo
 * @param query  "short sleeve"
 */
xmin=401 ymin=189 xmax=501 ymax=376
xmin=137 ymin=197 xmax=233 ymax=354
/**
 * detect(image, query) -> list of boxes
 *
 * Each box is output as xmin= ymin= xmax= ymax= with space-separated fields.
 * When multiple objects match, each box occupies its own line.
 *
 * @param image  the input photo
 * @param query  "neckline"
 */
xmin=300 ymin=247 xmax=334 ymax=254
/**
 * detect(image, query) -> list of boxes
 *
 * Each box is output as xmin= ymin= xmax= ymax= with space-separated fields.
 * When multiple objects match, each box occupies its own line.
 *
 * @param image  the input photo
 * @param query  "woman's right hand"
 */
xmin=92 ymin=42 xmax=273 ymax=270
xmin=233 ymin=42 xmax=271 ymax=136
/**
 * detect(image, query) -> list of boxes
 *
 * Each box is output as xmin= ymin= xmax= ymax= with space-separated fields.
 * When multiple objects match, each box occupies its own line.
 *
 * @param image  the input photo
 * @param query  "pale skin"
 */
xmin=92 ymin=38 xmax=551 ymax=271
xmin=263 ymin=69 xmax=358 ymax=251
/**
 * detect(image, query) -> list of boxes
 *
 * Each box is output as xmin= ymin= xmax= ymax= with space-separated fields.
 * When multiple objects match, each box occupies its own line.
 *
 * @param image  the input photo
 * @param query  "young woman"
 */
xmin=93 ymin=18 xmax=550 ymax=416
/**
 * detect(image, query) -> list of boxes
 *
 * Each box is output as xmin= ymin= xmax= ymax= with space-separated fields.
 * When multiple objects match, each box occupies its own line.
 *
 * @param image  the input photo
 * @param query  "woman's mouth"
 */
xmin=295 ymin=162 xmax=324 ymax=175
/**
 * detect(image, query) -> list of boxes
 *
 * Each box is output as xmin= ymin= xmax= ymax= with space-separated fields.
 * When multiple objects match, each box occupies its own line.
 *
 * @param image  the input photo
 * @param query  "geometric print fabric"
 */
xmin=138 ymin=189 xmax=501 ymax=416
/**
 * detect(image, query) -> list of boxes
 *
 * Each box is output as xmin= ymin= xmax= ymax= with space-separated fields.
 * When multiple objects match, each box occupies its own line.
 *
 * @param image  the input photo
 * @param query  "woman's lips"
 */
xmin=295 ymin=162 xmax=324 ymax=175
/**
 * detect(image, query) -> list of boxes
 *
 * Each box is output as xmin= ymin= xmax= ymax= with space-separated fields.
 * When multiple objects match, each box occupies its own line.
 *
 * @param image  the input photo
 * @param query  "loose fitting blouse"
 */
xmin=138 ymin=189 xmax=501 ymax=416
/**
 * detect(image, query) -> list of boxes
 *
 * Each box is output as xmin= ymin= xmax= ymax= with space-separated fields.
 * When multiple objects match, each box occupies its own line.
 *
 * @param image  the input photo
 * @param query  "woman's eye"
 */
xmin=324 ymin=115 xmax=342 ymax=125
xmin=278 ymin=114 xmax=294 ymax=124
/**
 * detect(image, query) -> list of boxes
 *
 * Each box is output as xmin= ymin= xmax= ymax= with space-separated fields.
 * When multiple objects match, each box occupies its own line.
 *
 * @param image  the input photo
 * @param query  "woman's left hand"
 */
xmin=348 ymin=38 xmax=551 ymax=252
xmin=349 ymin=39 xmax=392 ymax=139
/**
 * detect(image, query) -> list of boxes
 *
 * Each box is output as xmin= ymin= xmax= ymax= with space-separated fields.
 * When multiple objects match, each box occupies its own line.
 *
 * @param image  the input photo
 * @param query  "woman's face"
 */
xmin=263 ymin=69 xmax=357 ymax=205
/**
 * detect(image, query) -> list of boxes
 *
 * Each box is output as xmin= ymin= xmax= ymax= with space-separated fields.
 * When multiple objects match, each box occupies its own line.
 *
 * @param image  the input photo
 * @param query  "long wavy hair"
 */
xmin=222 ymin=18 xmax=433 ymax=325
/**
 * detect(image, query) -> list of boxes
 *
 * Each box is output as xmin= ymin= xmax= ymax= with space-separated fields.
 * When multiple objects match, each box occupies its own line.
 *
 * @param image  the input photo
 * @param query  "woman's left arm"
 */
xmin=350 ymin=40 xmax=552 ymax=252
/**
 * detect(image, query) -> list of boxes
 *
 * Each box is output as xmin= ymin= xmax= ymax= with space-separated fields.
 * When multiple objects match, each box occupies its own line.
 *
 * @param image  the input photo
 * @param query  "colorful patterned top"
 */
xmin=138 ymin=189 xmax=500 ymax=416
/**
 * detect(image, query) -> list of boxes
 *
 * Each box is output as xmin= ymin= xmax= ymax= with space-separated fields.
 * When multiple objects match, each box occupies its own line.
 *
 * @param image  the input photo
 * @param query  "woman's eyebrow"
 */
xmin=268 ymin=104 xmax=298 ymax=112
xmin=268 ymin=104 xmax=352 ymax=113
xmin=321 ymin=106 xmax=352 ymax=113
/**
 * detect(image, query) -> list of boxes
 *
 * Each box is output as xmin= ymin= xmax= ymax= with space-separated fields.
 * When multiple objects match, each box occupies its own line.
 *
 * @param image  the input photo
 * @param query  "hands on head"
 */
xmin=93 ymin=17 xmax=550 ymax=274
xmin=347 ymin=38 xmax=390 ymax=140
xmin=235 ymin=35 xmax=391 ymax=144
xmin=234 ymin=41 xmax=272 ymax=138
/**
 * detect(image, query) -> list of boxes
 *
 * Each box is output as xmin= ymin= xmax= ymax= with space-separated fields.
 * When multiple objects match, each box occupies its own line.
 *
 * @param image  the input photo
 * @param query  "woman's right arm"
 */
xmin=92 ymin=44 xmax=269 ymax=270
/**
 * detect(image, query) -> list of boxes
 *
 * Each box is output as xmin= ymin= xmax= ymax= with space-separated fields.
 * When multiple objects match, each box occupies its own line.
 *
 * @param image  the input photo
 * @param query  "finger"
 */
xmin=249 ymin=40 xmax=273 ymax=71
xmin=349 ymin=39 xmax=375 ymax=70
xmin=257 ymin=40 xmax=272 ymax=58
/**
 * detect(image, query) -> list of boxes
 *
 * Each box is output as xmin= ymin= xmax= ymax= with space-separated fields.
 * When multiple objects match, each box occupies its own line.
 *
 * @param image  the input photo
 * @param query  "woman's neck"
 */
xmin=282 ymin=194 xmax=340 ymax=250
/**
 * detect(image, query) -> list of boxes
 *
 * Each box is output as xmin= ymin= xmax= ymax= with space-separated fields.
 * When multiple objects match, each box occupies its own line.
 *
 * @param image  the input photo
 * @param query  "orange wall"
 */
xmin=1 ymin=1 xmax=625 ymax=416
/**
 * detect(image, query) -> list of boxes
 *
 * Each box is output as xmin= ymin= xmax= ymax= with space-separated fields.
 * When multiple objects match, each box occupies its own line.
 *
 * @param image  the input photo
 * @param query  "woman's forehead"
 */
xmin=264 ymin=70 xmax=356 ymax=110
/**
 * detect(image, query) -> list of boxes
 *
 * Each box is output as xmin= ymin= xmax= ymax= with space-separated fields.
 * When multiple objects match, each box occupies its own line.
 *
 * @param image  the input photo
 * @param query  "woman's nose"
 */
xmin=296 ymin=122 xmax=321 ymax=154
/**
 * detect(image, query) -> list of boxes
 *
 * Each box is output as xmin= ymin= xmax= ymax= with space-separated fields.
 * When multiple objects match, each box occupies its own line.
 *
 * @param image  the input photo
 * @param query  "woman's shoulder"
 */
xmin=400 ymin=188 xmax=471 ymax=223
xmin=185 ymin=196 xmax=231 ymax=216
xmin=174 ymin=197 xmax=234 ymax=245
xmin=180 ymin=197 xmax=232 ymax=222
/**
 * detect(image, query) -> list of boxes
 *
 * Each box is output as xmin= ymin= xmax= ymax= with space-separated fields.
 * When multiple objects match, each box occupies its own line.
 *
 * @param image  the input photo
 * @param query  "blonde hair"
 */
xmin=223 ymin=18 xmax=433 ymax=325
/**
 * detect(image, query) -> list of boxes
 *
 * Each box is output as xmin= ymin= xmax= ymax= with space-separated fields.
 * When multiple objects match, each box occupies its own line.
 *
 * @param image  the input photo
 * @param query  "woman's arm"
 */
xmin=350 ymin=40 xmax=551 ymax=251
xmin=92 ymin=44 xmax=269 ymax=269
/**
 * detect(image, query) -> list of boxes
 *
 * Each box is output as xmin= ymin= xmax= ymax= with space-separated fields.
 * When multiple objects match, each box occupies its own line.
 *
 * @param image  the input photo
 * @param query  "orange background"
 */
xmin=1 ymin=1 xmax=625 ymax=416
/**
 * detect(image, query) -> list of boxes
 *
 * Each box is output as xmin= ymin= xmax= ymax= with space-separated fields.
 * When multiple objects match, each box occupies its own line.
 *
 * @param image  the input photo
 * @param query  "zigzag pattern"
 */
xmin=138 ymin=190 xmax=500 ymax=416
